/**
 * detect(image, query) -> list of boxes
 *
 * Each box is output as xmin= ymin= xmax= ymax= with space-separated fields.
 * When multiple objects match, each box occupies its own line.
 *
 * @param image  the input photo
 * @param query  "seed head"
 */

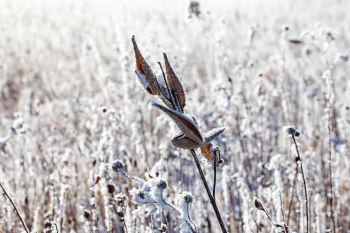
xmin=283 ymin=126 xmax=300 ymax=137
xmin=112 ymin=160 xmax=124 ymax=172
xmin=137 ymin=190 xmax=145 ymax=199
xmin=107 ymin=184 xmax=115 ymax=194
xmin=44 ymin=220 xmax=52 ymax=230
xmin=159 ymin=223 xmax=167 ymax=232
xmin=156 ymin=179 xmax=168 ymax=190
xmin=254 ymin=198 xmax=265 ymax=211
xmin=83 ymin=209 xmax=91 ymax=220
xmin=183 ymin=193 xmax=193 ymax=204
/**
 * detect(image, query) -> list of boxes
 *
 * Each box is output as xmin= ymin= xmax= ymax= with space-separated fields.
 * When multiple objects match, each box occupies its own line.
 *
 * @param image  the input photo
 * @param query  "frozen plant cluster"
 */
xmin=0 ymin=0 xmax=350 ymax=232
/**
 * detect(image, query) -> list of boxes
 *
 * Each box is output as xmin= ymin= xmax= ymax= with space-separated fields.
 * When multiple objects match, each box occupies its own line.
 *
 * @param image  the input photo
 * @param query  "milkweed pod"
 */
xmin=152 ymin=102 xmax=203 ymax=144
xmin=200 ymin=144 xmax=213 ymax=161
xmin=163 ymin=53 xmax=186 ymax=111
xmin=132 ymin=36 xmax=160 ymax=95
xmin=204 ymin=127 xmax=225 ymax=144
xmin=156 ymin=74 xmax=174 ymax=109
xmin=171 ymin=133 xmax=201 ymax=149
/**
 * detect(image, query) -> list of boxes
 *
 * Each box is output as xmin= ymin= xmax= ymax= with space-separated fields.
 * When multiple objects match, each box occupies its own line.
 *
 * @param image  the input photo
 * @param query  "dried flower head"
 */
xmin=189 ymin=0 xmax=201 ymax=17
xmin=183 ymin=193 xmax=193 ymax=204
xmin=130 ymin=188 xmax=154 ymax=205
xmin=155 ymin=179 xmax=168 ymax=190
xmin=112 ymin=160 xmax=124 ymax=173
xmin=159 ymin=223 xmax=167 ymax=232
xmin=107 ymin=184 xmax=115 ymax=194
xmin=83 ymin=209 xmax=91 ymax=220
xmin=254 ymin=198 xmax=265 ymax=211
xmin=283 ymin=126 xmax=300 ymax=137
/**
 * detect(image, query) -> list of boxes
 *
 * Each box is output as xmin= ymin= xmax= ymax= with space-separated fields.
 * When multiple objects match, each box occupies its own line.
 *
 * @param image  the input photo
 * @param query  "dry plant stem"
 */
xmin=0 ymin=182 xmax=30 ymax=233
xmin=150 ymin=212 xmax=155 ymax=233
xmin=123 ymin=222 xmax=129 ymax=233
xmin=190 ymin=149 xmax=227 ymax=233
xmin=327 ymin=119 xmax=336 ymax=233
xmin=291 ymin=135 xmax=309 ymax=233
xmin=213 ymin=153 xmax=217 ymax=199
xmin=186 ymin=204 xmax=198 ymax=233
xmin=54 ymin=222 xmax=59 ymax=233
xmin=287 ymin=164 xmax=298 ymax=225
xmin=279 ymin=192 xmax=289 ymax=233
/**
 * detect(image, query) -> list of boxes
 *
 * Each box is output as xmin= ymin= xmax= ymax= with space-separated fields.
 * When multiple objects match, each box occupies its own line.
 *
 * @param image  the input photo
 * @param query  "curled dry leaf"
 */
xmin=132 ymin=36 xmax=160 ymax=95
xmin=163 ymin=53 xmax=186 ymax=112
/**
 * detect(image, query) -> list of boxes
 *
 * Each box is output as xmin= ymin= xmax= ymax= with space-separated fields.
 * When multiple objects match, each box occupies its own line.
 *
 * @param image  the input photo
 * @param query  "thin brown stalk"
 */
xmin=213 ymin=151 xmax=217 ymax=199
xmin=279 ymin=192 xmax=289 ymax=233
xmin=328 ymin=118 xmax=336 ymax=233
xmin=0 ymin=182 xmax=30 ymax=233
xmin=190 ymin=149 xmax=227 ymax=233
xmin=286 ymin=164 xmax=298 ymax=225
xmin=291 ymin=135 xmax=309 ymax=233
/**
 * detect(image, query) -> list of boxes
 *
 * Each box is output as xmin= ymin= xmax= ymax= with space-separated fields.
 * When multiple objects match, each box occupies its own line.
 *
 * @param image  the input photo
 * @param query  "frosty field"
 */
xmin=0 ymin=0 xmax=349 ymax=232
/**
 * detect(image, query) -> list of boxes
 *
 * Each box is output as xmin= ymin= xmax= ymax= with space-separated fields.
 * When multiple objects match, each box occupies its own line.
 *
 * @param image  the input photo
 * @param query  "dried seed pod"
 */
xmin=153 ymin=102 xmax=226 ymax=161
xmin=204 ymin=127 xmax=225 ymax=144
xmin=200 ymin=144 xmax=213 ymax=160
xmin=132 ymin=36 xmax=160 ymax=95
xmin=83 ymin=209 xmax=91 ymax=220
xmin=152 ymin=102 xmax=203 ymax=145
xmin=107 ymin=184 xmax=115 ymax=194
xmin=254 ymin=198 xmax=265 ymax=211
xmin=163 ymin=53 xmax=186 ymax=112
xmin=95 ymin=176 xmax=101 ymax=185
xmin=156 ymin=69 xmax=175 ymax=109
xmin=171 ymin=133 xmax=200 ymax=149
xmin=200 ymin=128 xmax=225 ymax=160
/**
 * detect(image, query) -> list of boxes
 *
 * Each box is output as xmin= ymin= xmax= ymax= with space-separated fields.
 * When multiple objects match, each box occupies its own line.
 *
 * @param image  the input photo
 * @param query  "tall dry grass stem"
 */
xmin=0 ymin=182 xmax=30 ymax=233
xmin=291 ymin=135 xmax=309 ymax=233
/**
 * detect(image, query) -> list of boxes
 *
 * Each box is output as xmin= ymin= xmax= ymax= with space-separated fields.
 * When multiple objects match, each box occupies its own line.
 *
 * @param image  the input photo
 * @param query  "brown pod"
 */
xmin=152 ymin=102 xmax=203 ymax=145
xmin=200 ymin=144 xmax=213 ymax=161
xmin=132 ymin=36 xmax=160 ymax=95
xmin=163 ymin=53 xmax=186 ymax=111
xmin=171 ymin=133 xmax=200 ymax=149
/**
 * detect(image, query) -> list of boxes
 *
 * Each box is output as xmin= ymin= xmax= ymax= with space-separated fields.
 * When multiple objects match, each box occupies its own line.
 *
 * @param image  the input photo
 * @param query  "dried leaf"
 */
xmin=132 ymin=36 xmax=160 ymax=95
xmin=163 ymin=53 xmax=186 ymax=111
